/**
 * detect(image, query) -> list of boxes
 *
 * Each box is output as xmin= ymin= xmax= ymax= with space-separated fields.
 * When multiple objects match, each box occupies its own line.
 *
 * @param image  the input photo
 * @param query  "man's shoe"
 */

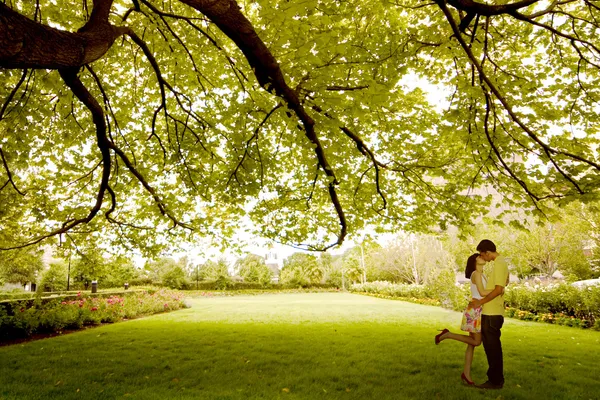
xmin=475 ymin=381 xmax=503 ymax=390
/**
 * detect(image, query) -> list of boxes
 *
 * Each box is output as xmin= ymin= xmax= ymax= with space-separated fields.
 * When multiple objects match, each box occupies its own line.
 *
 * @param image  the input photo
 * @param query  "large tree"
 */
xmin=1 ymin=0 xmax=600 ymax=253
xmin=0 ymin=247 xmax=44 ymax=284
xmin=234 ymin=253 xmax=272 ymax=284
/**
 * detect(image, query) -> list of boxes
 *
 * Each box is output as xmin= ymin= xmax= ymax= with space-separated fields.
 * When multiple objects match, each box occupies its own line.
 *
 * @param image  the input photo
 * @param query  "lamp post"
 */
xmin=360 ymin=242 xmax=366 ymax=284
xmin=66 ymin=256 xmax=71 ymax=291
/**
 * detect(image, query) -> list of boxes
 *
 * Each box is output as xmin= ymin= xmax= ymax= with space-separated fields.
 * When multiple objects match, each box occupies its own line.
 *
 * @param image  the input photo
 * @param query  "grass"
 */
xmin=0 ymin=292 xmax=598 ymax=400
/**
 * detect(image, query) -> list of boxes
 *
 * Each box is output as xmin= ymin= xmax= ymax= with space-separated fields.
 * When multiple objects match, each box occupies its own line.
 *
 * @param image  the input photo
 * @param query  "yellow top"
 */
xmin=482 ymin=255 xmax=509 ymax=316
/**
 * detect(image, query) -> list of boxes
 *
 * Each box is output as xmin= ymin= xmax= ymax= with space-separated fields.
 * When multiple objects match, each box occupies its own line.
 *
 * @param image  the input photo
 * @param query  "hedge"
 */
xmin=351 ymin=281 xmax=600 ymax=330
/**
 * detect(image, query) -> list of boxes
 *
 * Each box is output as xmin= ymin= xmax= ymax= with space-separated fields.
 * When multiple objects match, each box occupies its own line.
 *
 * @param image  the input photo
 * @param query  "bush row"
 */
xmin=0 ymin=281 xmax=341 ymax=299
xmin=0 ymin=289 xmax=187 ymax=341
xmin=505 ymin=307 xmax=600 ymax=330
xmin=351 ymin=279 xmax=471 ymax=312
xmin=186 ymin=287 xmax=342 ymax=298
xmin=351 ymin=281 xmax=600 ymax=330
xmin=504 ymin=284 xmax=600 ymax=322
xmin=186 ymin=281 xmax=340 ymax=291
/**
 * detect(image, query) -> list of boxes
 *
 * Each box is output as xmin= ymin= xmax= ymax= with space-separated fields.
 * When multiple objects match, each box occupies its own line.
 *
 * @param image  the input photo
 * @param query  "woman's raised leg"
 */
xmin=439 ymin=330 xmax=481 ymax=346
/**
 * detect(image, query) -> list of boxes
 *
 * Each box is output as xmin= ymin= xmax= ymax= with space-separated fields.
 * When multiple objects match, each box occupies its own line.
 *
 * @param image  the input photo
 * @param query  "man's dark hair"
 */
xmin=477 ymin=239 xmax=496 ymax=253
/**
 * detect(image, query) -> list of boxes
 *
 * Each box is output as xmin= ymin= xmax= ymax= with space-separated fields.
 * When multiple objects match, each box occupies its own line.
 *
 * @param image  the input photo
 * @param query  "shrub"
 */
xmin=162 ymin=266 xmax=190 ymax=290
xmin=214 ymin=275 xmax=233 ymax=290
xmin=426 ymin=270 xmax=470 ymax=311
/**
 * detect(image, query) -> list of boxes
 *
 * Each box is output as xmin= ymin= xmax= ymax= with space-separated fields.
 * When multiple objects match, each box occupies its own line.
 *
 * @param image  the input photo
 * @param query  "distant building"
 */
xmin=551 ymin=270 xmax=565 ymax=279
xmin=265 ymin=251 xmax=282 ymax=282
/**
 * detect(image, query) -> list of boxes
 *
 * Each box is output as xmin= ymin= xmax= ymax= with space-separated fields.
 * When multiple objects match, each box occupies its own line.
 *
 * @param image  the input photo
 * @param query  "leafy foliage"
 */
xmin=39 ymin=262 xmax=69 ymax=292
xmin=443 ymin=201 xmax=600 ymax=280
xmin=0 ymin=248 xmax=44 ymax=285
xmin=279 ymin=252 xmax=322 ymax=286
xmin=67 ymin=252 xmax=140 ymax=289
xmin=143 ymin=257 xmax=190 ymax=288
xmin=234 ymin=254 xmax=272 ymax=285
xmin=197 ymin=258 xmax=230 ymax=281
xmin=2 ymin=0 xmax=600 ymax=253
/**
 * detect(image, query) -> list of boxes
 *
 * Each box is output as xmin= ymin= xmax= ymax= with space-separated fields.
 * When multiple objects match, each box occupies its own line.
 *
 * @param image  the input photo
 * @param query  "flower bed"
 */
xmin=505 ymin=307 xmax=600 ymax=329
xmin=0 ymin=289 xmax=188 ymax=341
xmin=504 ymin=283 xmax=600 ymax=323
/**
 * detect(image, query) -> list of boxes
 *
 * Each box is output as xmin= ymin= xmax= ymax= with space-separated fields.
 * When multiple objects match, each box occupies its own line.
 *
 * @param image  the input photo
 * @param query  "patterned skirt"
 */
xmin=460 ymin=304 xmax=483 ymax=333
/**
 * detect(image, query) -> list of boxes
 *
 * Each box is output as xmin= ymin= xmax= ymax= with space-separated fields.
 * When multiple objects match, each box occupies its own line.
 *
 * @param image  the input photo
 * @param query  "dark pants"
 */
xmin=481 ymin=315 xmax=504 ymax=385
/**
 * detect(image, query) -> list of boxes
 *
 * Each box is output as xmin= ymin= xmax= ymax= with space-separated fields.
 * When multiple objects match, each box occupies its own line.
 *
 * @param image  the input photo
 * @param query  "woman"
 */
xmin=434 ymin=253 xmax=491 ymax=386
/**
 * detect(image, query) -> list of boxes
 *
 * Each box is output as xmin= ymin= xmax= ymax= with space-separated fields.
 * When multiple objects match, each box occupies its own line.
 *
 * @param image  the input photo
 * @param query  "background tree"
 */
xmin=319 ymin=252 xmax=342 ymax=286
xmin=143 ymin=257 xmax=189 ymax=288
xmin=339 ymin=247 xmax=363 ymax=285
xmin=369 ymin=234 xmax=454 ymax=284
xmin=442 ymin=201 xmax=597 ymax=281
xmin=234 ymin=254 xmax=272 ymax=285
xmin=2 ymin=0 xmax=600 ymax=254
xmin=508 ymin=204 xmax=594 ymax=280
xmin=71 ymin=251 xmax=107 ymax=289
xmin=197 ymin=259 xmax=231 ymax=281
xmin=102 ymin=255 xmax=140 ymax=287
xmin=0 ymin=248 xmax=44 ymax=285
xmin=565 ymin=202 xmax=600 ymax=279
xmin=39 ymin=261 xmax=69 ymax=292
xmin=280 ymin=252 xmax=321 ymax=287
xmin=161 ymin=262 xmax=190 ymax=289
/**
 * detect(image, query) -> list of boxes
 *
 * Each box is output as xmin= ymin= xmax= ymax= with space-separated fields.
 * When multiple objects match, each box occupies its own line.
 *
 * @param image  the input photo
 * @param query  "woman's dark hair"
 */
xmin=465 ymin=253 xmax=479 ymax=279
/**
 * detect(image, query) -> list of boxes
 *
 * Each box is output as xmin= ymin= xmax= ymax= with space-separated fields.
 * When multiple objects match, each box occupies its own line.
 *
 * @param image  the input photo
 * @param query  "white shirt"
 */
xmin=470 ymin=273 xmax=487 ymax=300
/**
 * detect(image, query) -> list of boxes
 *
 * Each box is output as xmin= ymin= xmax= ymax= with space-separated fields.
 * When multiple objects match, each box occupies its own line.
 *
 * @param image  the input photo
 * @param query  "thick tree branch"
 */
xmin=59 ymin=68 xmax=112 ymax=223
xmin=446 ymin=0 xmax=541 ymax=16
xmin=0 ymin=2 xmax=129 ymax=69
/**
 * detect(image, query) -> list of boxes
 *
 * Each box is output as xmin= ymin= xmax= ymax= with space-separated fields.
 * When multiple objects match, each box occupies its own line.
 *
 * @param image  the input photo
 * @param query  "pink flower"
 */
xmin=91 ymin=307 xmax=98 ymax=311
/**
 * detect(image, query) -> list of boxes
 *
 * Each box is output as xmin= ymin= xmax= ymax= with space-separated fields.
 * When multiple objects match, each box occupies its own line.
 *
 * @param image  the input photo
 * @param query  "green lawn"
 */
xmin=0 ymin=292 xmax=598 ymax=400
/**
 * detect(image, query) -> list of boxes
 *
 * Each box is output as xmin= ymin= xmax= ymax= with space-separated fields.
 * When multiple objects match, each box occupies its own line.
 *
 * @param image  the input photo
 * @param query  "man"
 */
xmin=469 ymin=239 xmax=509 ymax=390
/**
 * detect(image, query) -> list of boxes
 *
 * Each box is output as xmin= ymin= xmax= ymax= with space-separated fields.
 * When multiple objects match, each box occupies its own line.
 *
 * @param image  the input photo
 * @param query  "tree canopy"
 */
xmin=1 ymin=0 xmax=600 ymax=253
